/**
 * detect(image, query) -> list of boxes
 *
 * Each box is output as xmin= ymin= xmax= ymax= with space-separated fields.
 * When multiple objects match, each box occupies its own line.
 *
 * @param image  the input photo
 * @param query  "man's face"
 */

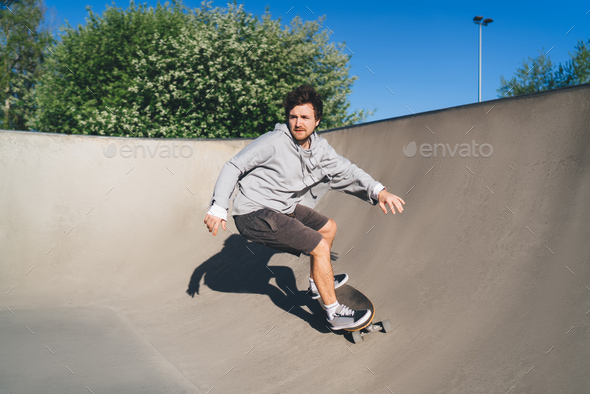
xmin=288 ymin=103 xmax=320 ymax=148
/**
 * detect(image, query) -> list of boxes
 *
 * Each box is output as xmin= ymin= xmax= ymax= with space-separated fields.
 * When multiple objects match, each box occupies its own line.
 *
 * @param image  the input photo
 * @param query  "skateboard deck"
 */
xmin=318 ymin=284 xmax=393 ymax=343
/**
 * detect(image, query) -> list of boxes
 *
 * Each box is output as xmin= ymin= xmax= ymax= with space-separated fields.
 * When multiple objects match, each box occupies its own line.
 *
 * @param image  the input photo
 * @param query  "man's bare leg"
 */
xmin=310 ymin=238 xmax=336 ymax=305
xmin=310 ymin=219 xmax=337 ymax=282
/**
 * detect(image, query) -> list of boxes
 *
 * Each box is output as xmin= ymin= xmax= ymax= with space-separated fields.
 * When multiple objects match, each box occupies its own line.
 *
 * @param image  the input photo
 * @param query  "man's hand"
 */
xmin=378 ymin=189 xmax=405 ymax=214
xmin=204 ymin=213 xmax=226 ymax=236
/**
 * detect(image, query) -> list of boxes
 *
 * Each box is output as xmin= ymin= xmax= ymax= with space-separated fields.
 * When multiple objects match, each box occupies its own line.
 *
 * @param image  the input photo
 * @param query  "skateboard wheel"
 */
xmin=352 ymin=330 xmax=363 ymax=344
xmin=382 ymin=319 xmax=393 ymax=333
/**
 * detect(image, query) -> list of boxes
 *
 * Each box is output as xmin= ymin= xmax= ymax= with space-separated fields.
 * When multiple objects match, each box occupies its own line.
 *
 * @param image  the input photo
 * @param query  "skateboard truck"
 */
xmin=317 ymin=284 xmax=394 ymax=344
xmin=350 ymin=319 xmax=392 ymax=344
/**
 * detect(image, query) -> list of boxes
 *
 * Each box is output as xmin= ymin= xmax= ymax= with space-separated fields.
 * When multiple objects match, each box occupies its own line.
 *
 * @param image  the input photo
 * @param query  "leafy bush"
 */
xmin=29 ymin=1 xmax=369 ymax=137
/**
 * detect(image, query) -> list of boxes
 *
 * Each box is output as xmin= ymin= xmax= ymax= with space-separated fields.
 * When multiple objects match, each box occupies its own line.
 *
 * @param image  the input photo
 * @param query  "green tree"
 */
xmin=554 ymin=39 xmax=590 ymax=86
xmin=0 ymin=0 xmax=54 ymax=130
xmin=497 ymin=50 xmax=555 ymax=97
xmin=498 ymin=39 xmax=590 ymax=97
xmin=28 ymin=0 xmax=193 ymax=135
xmin=29 ymin=1 xmax=369 ymax=138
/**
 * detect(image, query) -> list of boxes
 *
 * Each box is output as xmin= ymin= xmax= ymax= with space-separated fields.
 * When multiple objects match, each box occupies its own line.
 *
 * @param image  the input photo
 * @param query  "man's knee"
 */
xmin=329 ymin=219 xmax=337 ymax=236
xmin=310 ymin=237 xmax=330 ymax=257
xmin=321 ymin=218 xmax=337 ymax=238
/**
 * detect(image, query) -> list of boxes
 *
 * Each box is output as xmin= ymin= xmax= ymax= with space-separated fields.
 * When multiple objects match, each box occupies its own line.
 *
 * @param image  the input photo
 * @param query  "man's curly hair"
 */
xmin=283 ymin=85 xmax=323 ymax=124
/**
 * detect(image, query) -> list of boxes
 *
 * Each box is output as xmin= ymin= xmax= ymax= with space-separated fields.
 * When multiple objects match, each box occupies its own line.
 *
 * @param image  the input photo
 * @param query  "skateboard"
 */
xmin=318 ymin=284 xmax=393 ymax=343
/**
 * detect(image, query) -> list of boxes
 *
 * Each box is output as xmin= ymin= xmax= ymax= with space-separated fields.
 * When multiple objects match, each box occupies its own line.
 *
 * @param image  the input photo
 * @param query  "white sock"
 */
xmin=324 ymin=301 xmax=339 ymax=320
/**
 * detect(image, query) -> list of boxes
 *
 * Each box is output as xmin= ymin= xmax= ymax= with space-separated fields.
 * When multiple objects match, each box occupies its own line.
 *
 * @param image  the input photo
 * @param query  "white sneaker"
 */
xmin=327 ymin=304 xmax=371 ymax=330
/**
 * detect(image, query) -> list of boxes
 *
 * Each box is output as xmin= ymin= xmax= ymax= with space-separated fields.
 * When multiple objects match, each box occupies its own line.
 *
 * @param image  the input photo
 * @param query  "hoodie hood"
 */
xmin=274 ymin=123 xmax=328 ymax=186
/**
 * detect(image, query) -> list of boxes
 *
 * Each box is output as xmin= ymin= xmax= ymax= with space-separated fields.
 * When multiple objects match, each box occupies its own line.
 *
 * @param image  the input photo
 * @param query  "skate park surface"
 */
xmin=1 ymin=84 xmax=589 ymax=393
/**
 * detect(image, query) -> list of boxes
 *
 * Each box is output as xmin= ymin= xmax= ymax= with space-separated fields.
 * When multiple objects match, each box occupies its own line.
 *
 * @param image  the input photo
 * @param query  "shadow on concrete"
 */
xmin=186 ymin=234 xmax=334 ymax=334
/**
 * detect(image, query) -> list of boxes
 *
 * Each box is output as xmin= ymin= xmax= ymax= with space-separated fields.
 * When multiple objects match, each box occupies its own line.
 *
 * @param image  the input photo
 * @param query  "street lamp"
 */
xmin=473 ymin=16 xmax=493 ymax=102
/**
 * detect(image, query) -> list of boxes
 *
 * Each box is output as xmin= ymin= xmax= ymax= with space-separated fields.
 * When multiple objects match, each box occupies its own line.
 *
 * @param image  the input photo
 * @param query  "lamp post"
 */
xmin=473 ymin=16 xmax=493 ymax=102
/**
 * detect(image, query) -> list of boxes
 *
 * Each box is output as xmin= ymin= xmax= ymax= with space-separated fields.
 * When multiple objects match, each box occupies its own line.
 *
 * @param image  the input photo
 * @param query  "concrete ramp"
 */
xmin=2 ymin=84 xmax=589 ymax=393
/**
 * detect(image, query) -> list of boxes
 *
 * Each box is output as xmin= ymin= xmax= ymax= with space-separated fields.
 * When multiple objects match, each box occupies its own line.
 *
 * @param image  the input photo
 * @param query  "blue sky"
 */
xmin=44 ymin=0 xmax=590 ymax=123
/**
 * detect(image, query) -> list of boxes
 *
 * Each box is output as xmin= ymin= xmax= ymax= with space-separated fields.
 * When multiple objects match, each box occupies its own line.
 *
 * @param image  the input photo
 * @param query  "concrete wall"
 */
xmin=1 ymin=84 xmax=589 ymax=393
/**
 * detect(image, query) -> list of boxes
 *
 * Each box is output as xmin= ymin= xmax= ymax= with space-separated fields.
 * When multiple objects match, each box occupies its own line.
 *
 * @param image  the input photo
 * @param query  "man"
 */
xmin=204 ymin=85 xmax=405 ymax=330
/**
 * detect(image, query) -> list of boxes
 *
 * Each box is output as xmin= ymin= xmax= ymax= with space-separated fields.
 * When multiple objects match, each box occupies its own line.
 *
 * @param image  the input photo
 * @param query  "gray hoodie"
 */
xmin=208 ymin=123 xmax=384 ymax=220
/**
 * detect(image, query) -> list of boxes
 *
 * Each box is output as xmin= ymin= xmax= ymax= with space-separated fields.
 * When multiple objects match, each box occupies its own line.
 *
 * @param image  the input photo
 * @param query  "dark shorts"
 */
xmin=233 ymin=204 xmax=330 ymax=256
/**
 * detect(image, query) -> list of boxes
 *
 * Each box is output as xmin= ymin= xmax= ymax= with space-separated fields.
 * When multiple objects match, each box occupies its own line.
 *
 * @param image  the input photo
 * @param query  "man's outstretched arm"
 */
xmin=204 ymin=160 xmax=242 ymax=236
xmin=377 ymin=188 xmax=405 ymax=214
xmin=204 ymin=210 xmax=227 ymax=236
xmin=204 ymin=135 xmax=277 ymax=236
xmin=207 ymin=160 xmax=243 ymax=219
xmin=320 ymin=144 xmax=406 ymax=213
